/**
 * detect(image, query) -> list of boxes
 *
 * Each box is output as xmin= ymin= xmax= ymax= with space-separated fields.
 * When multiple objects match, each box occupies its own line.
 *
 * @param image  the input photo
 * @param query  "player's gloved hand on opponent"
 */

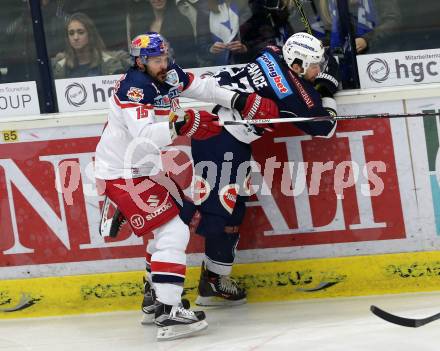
xmin=232 ymin=92 xmax=279 ymax=129
xmin=173 ymin=109 xmax=222 ymax=140
xmin=314 ymin=50 xmax=340 ymax=98
xmin=314 ymin=50 xmax=339 ymax=119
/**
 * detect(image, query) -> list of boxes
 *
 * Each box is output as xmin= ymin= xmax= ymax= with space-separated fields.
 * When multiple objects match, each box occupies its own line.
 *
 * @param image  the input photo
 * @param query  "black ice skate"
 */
xmin=154 ymin=302 xmax=208 ymax=341
xmin=195 ymin=263 xmax=247 ymax=306
xmin=109 ymin=208 xmax=127 ymax=238
xmin=141 ymin=279 xmax=191 ymax=325
xmin=141 ymin=280 xmax=156 ymax=325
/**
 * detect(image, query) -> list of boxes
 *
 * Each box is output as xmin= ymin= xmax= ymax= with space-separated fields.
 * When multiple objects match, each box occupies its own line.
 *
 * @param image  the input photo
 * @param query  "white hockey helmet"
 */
xmin=282 ymin=32 xmax=325 ymax=75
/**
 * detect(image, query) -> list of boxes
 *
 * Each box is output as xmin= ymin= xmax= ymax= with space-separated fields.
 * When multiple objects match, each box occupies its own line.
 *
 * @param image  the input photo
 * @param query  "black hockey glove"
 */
xmin=314 ymin=50 xmax=340 ymax=98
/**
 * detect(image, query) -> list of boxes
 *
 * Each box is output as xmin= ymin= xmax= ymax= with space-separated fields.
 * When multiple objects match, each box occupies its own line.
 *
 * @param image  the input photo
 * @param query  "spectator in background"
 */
xmin=3 ymin=0 xmax=67 ymax=83
xmin=323 ymin=0 xmax=401 ymax=54
xmin=63 ymin=0 xmax=128 ymax=52
xmin=176 ymin=0 xmax=199 ymax=37
xmin=397 ymin=0 xmax=440 ymax=51
xmin=240 ymin=0 xmax=294 ymax=61
xmin=196 ymin=0 xmax=250 ymax=66
xmin=127 ymin=0 xmax=197 ymax=68
xmin=52 ymin=12 xmax=128 ymax=78
xmin=351 ymin=0 xmax=400 ymax=54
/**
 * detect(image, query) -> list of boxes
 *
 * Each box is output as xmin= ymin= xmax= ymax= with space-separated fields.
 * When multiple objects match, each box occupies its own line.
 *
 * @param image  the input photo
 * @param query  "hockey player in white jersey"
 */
xmin=179 ymin=32 xmax=340 ymax=306
xmin=94 ymin=32 xmax=279 ymax=341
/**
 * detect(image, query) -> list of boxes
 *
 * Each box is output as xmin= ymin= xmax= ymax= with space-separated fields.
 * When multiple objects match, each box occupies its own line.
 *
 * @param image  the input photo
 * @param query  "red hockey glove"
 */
xmin=177 ymin=109 xmax=222 ymax=140
xmin=233 ymin=93 xmax=279 ymax=129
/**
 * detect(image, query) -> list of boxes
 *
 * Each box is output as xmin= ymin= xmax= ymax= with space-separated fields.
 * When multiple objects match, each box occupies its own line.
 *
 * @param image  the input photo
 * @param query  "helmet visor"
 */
xmin=309 ymin=54 xmax=328 ymax=72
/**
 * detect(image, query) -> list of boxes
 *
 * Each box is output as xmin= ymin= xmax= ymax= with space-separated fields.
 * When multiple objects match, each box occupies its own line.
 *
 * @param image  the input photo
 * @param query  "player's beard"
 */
xmin=145 ymin=65 xmax=168 ymax=84
xmin=155 ymin=70 xmax=168 ymax=83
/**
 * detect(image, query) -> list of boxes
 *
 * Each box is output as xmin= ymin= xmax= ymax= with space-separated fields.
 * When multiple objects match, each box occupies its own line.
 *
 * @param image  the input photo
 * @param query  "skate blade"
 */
xmin=195 ymin=295 xmax=247 ymax=306
xmin=156 ymin=320 xmax=208 ymax=341
xmin=140 ymin=312 xmax=155 ymax=325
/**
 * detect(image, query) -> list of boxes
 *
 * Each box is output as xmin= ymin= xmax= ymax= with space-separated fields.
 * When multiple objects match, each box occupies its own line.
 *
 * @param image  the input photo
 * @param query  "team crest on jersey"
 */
xmin=165 ymin=69 xmax=179 ymax=86
xmin=219 ymin=184 xmax=239 ymax=214
xmin=127 ymin=87 xmax=144 ymax=102
xmin=191 ymin=175 xmax=211 ymax=205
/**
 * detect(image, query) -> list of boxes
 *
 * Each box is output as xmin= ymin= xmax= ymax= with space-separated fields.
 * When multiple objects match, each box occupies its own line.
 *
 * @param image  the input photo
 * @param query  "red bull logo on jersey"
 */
xmin=127 ymin=87 xmax=144 ymax=102
xmin=257 ymin=53 xmax=292 ymax=99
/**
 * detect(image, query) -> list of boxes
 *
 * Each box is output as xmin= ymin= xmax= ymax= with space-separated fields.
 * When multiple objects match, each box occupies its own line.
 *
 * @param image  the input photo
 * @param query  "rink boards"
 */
xmin=1 ymin=82 xmax=440 ymax=318
xmin=1 ymin=250 xmax=440 ymax=318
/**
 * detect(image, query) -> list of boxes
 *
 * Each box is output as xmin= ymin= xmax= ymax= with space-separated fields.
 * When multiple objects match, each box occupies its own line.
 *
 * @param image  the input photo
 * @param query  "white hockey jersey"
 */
xmin=95 ymin=63 xmax=236 ymax=180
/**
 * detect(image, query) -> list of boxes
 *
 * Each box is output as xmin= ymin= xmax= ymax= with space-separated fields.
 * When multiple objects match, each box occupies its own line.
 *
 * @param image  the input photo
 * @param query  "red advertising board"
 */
xmin=0 ymin=119 xmax=405 ymax=268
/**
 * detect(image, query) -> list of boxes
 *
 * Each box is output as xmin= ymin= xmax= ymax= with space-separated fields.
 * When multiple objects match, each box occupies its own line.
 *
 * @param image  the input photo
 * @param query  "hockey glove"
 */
xmin=314 ymin=51 xmax=340 ymax=98
xmin=233 ymin=92 xmax=279 ymax=129
xmin=175 ymin=109 xmax=222 ymax=140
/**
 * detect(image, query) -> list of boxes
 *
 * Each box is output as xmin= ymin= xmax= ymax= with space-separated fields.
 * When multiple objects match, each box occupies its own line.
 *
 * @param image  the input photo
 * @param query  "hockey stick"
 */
xmin=221 ymin=111 xmax=440 ymax=125
xmin=99 ymin=196 xmax=114 ymax=237
xmin=99 ymin=196 xmax=127 ymax=238
xmin=292 ymin=0 xmax=313 ymax=35
xmin=370 ymin=305 xmax=440 ymax=328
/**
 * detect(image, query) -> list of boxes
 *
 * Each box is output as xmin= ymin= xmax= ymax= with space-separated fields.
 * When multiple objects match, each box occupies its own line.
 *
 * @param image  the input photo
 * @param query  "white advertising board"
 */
xmin=55 ymin=75 xmax=121 ymax=113
xmin=0 ymin=81 xmax=40 ymax=117
xmin=357 ymin=48 xmax=440 ymax=88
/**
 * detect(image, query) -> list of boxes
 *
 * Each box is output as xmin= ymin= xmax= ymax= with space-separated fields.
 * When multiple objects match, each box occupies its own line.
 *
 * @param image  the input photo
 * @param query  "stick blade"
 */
xmin=370 ymin=305 xmax=440 ymax=328
xmin=370 ymin=305 xmax=417 ymax=327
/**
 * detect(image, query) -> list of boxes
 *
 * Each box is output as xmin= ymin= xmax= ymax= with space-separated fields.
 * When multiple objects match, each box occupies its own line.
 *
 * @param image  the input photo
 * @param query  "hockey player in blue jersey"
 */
xmin=95 ymin=32 xmax=279 ymax=341
xmin=179 ymin=31 xmax=340 ymax=306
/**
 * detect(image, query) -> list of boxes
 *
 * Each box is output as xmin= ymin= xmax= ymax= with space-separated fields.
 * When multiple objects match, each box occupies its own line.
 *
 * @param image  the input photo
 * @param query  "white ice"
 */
xmin=1 ymin=292 xmax=440 ymax=351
